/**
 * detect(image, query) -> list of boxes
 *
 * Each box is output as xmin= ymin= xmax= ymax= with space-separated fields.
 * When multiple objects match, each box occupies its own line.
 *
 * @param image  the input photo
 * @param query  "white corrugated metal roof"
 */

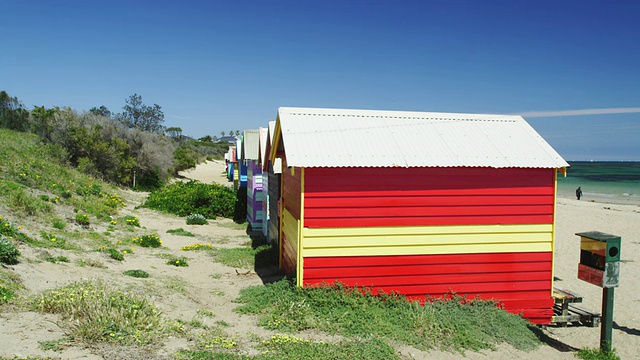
xmin=277 ymin=107 xmax=569 ymax=168
xmin=243 ymin=129 xmax=260 ymax=160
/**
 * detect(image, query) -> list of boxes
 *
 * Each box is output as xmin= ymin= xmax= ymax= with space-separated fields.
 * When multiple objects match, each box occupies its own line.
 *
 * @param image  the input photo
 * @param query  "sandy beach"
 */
xmin=1 ymin=160 xmax=639 ymax=359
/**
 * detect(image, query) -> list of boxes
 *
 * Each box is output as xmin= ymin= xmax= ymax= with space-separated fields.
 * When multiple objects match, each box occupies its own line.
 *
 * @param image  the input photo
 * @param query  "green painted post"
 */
xmin=601 ymin=287 xmax=615 ymax=353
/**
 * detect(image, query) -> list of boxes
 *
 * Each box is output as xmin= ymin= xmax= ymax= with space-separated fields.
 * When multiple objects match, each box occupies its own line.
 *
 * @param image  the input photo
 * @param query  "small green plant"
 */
xmin=39 ymin=337 xmax=71 ymax=351
xmin=0 ymin=235 xmax=20 ymax=265
xmin=180 ymin=243 xmax=214 ymax=251
xmin=167 ymin=228 xmax=196 ymax=237
xmin=575 ymin=347 xmax=620 ymax=360
xmin=186 ymin=213 xmax=208 ymax=225
xmin=75 ymin=213 xmax=90 ymax=226
xmin=0 ymin=284 xmax=17 ymax=304
xmin=125 ymin=234 xmax=162 ymax=248
xmin=167 ymin=256 xmax=189 ymax=267
xmin=123 ymin=270 xmax=150 ymax=278
xmin=97 ymin=247 xmax=124 ymax=261
xmin=39 ymin=194 xmax=50 ymax=202
xmin=52 ymin=218 xmax=66 ymax=229
xmin=122 ymin=215 xmax=140 ymax=227
xmin=44 ymin=255 xmax=70 ymax=264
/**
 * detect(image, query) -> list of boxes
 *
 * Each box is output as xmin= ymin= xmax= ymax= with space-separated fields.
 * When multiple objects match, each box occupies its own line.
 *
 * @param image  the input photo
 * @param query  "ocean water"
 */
xmin=557 ymin=162 xmax=640 ymax=205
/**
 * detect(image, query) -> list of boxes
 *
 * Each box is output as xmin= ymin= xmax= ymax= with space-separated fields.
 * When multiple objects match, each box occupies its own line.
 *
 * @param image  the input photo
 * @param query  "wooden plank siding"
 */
xmin=246 ymin=160 xmax=265 ymax=231
xmin=296 ymin=166 xmax=557 ymax=324
xmin=268 ymin=169 xmax=281 ymax=244
xmin=303 ymin=252 xmax=555 ymax=324
xmin=304 ymin=167 xmax=555 ymax=228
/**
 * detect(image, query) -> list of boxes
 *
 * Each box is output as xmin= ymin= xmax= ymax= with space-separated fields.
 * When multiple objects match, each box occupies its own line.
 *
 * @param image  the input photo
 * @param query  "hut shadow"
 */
xmin=246 ymin=226 xmax=285 ymax=284
xmin=613 ymin=321 xmax=640 ymax=336
xmin=529 ymin=326 xmax=579 ymax=352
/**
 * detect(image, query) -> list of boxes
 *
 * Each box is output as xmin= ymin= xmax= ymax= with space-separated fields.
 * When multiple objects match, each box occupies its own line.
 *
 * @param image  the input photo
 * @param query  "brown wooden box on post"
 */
xmin=576 ymin=231 xmax=621 ymax=288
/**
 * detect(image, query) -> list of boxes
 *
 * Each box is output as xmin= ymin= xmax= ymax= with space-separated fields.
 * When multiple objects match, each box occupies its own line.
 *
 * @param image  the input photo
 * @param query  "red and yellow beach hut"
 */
xmin=270 ymin=107 xmax=569 ymax=324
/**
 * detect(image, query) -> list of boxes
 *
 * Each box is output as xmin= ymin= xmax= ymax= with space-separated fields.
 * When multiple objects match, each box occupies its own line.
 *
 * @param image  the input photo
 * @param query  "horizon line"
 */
xmin=517 ymin=107 xmax=640 ymax=118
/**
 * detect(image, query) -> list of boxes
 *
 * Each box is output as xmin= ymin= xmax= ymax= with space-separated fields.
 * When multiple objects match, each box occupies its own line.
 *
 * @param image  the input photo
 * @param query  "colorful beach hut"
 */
xmin=264 ymin=120 xmax=282 ymax=244
xmin=244 ymin=129 xmax=265 ymax=232
xmin=259 ymin=126 xmax=270 ymax=237
xmin=270 ymin=107 xmax=569 ymax=324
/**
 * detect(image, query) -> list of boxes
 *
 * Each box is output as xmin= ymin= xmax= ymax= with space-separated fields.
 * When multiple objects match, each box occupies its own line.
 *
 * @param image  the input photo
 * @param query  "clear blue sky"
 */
xmin=1 ymin=0 xmax=638 ymax=161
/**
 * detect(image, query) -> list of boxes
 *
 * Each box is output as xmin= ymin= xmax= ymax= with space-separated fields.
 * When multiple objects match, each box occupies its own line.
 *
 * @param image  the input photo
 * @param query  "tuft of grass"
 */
xmin=575 ymin=347 xmax=620 ymax=360
xmin=96 ymin=247 xmax=124 ymax=261
xmin=43 ymin=255 xmax=70 ymax=264
xmin=180 ymin=243 xmax=214 ymax=251
xmin=167 ymin=228 xmax=196 ymax=237
xmin=52 ymin=217 xmax=66 ymax=229
xmin=124 ymin=269 xmax=150 ymax=278
xmin=76 ymin=258 xmax=106 ymax=268
xmin=235 ymin=279 xmax=541 ymax=353
xmin=30 ymin=280 xmax=166 ymax=345
xmin=167 ymin=256 xmax=189 ymax=267
xmin=7 ymin=188 xmax=52 ymax=216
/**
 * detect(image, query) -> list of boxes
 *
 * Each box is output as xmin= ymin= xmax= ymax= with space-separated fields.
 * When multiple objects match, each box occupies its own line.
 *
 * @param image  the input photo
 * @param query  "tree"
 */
xmin=198 ymin=135 xmax=213 ymax=142
xmin=221 ymin=131 xmax=225 ymax=137
xmin=0 ymin=90 xmax=30 ymax=132
xmin=166 ymin=126 xmax=183 ymax=140
xmin=235 ymin=130 xmax=240 ymax=136
xmin=89 ymin=105 xmax=112 ymax=118
xmin=118 ymin=93 xmax=165 ymax=133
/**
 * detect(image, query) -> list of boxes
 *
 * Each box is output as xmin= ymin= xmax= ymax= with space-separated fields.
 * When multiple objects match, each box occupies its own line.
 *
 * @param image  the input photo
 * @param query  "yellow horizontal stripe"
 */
xmin=304 ymin=224 xmax=552 ymax=237
xmin=304 ymin=242 xmax=552 ymax=257
xmin=304 ymin=232 xmax=552 ymax=249
xmin=301 ymin=224 xmax=552 ymax=257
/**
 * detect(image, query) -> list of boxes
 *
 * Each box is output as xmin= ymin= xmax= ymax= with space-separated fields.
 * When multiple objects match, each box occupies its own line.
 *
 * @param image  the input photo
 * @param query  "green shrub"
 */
xmin=39 ymin=194 xmax=50 ymax=202
xmin=167 ymin=256 xmax=189 ymax=267
xmin=143 ymin=180 xmax=236 ymax=219
xmin=0 ymin=235 xmax=20 ymax=265
xmin=75 ymin=213 xmax=90 ymax=226
xmin=123 ymin=270 xmax=149 ymax=278
xmin=186 ymin=213 xmax=208 ymax=225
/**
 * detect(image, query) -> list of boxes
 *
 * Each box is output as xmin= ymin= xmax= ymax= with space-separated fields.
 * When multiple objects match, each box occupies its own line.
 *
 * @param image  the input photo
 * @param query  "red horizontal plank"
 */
xmin=304 ymin=252 xmax=553 ymax=268
xmin=305 ymin=205 xmax=554 ymax=218
xmin=305 ymin=187 xmax=555 ymax=197
xmin=305 ymin=195 xmax=555 ymax=208
xmin=304 ymin=263 xmax=551 ymax=280
xmin=304 ymin=215 xmax=554 ymax=227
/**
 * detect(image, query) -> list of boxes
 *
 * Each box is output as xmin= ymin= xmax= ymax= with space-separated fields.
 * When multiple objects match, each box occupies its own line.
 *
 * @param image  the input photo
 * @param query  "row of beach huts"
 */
xmin=223 ymin=107 xmax=569 ymax=325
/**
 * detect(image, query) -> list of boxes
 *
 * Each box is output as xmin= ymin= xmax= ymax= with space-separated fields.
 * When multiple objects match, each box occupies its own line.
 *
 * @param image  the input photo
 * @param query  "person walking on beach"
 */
xmin=576 ymin=187 xmax=583 ymax=200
